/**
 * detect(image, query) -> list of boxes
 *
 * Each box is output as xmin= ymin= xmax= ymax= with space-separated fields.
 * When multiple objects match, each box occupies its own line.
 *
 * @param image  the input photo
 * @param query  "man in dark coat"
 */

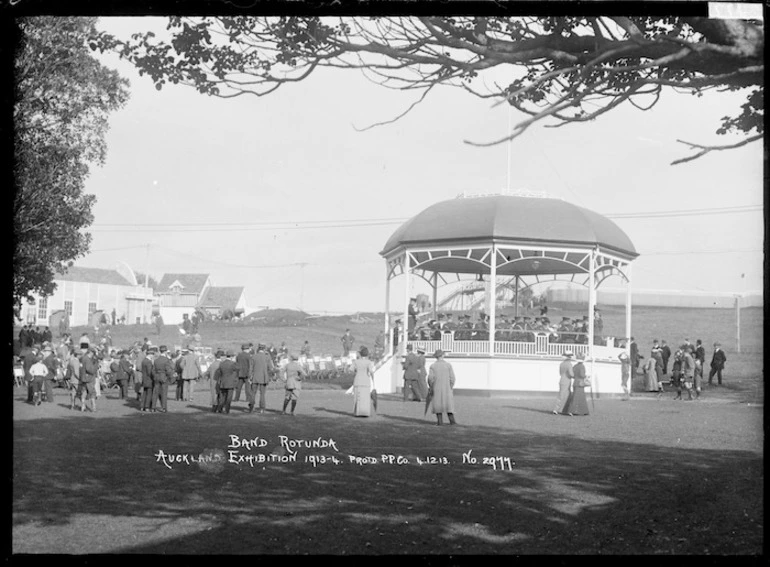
xmin=215 ymin=350 xmax=239 ymax=413
xmin=113 ymin=351 xmax=134 ymax=400
xmin=42 ymin=345 xmax=59 ymax=403
xmin=140 ymin=349 xmax=155 ymax=412
xmin=709 ymin=342 xmax=727 ymax=386
xmin=234 ymin=343 xmax=252 ymax=403
xmin=249 ymin=343 xmax=275 ymax=414
xmin=402 ymin=344 xmax=423 ymax=402
xmin=152 ymin=345 xmax=174 ymax=412
xmin=695 ymin=339 xmax=706 ymax=366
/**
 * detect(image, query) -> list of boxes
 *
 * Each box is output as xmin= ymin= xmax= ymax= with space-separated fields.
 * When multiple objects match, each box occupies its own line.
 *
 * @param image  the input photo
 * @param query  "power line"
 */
xmin=87 ymin=204 xmax=762 ymax=232
xmin=605 ymin=205 xmax=762 ymax=219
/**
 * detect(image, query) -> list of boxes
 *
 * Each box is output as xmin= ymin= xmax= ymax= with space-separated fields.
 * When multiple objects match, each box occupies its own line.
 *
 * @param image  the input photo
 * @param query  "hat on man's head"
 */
xmin=226 ymin=349 xmax=235 ymax=357
xmin=159 ymin=345 xmax=168 ymax=353
xmin=417 ymin=348 xmax=425 ymax=354
xmin=241 ymin=343 xmax=250 ymax=350
xmin=215 ymin=349 xmax=225 ymax=357
xmin=437 ymin=314 xmax=445 ymax=319
xmin=433 ymin=349 xmax=445 ymax=358
xmin=563 ymin=350 xmax=574 ymax=358
xmin=562 ymin=317 xmax=571 ymax=321
xmin=577 ymin=351 xmax=586 ymax=360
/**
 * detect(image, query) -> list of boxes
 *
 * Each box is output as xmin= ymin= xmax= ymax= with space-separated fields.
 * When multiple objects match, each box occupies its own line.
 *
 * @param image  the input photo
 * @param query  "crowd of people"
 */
xmin=407 ymin=300 xmax=607 ymax=345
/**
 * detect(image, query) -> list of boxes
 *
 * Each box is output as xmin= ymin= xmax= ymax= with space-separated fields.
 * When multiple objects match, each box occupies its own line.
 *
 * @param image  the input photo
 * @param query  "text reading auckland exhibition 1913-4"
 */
xmin=154 ymin=434 xmax=515 ymax=472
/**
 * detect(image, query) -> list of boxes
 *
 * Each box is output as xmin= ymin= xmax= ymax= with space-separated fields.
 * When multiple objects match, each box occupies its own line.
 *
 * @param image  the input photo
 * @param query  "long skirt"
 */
xmin=644 ymin=369 xmax=658 ymax=392
xmin=562 ymin=385 xmax=590 ymax=415
xmin=353 ymin=385 xmax=371 ymax=417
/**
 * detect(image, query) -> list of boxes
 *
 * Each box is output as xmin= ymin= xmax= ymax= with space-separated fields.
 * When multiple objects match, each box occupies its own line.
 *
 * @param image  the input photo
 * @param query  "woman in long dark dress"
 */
xmin=562 ymin=352 xmax=590 ymax=416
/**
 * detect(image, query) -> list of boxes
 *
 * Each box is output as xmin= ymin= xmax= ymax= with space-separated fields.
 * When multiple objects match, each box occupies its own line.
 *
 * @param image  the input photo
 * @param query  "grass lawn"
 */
xmin=12 ymin=377 xmax=763 ymax=555
xmin=12 ymin=305 xmax=763 ymax=554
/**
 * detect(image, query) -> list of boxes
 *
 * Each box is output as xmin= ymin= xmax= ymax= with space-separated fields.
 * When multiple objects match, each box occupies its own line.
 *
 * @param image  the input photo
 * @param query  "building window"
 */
xmin=88 ymin=302 xmax=97 ymax=316
xmin=26 ymin=300 xmax=36 ymax=324
xmin=38 ymin=297 xmax=47 ymax=320
xmin=64 ymin=301 xmax=73 ymax=317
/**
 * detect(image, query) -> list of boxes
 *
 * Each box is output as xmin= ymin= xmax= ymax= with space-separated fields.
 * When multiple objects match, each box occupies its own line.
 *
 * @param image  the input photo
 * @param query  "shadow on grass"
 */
xmin=12 ymin=405 xmax=763 ymax=555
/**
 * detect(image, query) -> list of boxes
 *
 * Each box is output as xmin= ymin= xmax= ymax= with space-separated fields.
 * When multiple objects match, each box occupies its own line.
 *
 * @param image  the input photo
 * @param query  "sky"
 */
xmin=75 ymin=16 xmax=765 ymax=315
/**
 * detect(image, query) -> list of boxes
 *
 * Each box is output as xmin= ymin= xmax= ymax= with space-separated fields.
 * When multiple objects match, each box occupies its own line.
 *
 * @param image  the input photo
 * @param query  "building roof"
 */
xmin=55 ymin=266 xmax=133 ymax=286
xmin=381 ymin=194 xmax=638 ymax=261
xmin=197 ymin=286 xmax=245 ymax=311
xmin=157 ymin=273 xmax=210 ymax=295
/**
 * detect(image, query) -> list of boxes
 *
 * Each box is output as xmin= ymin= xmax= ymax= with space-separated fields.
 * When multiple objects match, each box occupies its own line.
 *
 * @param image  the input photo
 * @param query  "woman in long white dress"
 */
xmin=352 ymin=346 xmax=375 ymax=417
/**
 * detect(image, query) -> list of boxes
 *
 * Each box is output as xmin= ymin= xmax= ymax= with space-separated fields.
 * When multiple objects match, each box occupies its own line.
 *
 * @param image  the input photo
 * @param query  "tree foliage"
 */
xmin=101 ymin=15 xmax=763 ymax=164
xmin=14 ymin=17 xmax=130 ymax=307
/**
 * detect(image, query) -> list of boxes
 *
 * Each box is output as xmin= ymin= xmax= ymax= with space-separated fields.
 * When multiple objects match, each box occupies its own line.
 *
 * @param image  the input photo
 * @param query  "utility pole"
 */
xmin=298 ymin=263 xmax=308 ymax=312
xmin=143 ymin=244 xmax=150 ymax=324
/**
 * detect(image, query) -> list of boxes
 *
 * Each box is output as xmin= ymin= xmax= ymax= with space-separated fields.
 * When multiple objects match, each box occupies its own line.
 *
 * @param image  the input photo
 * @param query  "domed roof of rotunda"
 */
xmin=380 ymin=193 xmax=638 ymax=260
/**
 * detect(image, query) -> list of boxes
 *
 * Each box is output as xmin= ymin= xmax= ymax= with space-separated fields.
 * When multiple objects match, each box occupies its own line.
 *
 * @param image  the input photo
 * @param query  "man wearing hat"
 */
xmin=426 ymin=349 xmax=456 ymax=425
xmin=281 ymin=354 xmax=306 ymax=415
xmin=407 ymin=297 xmax=420 ymax=337
xmin=113 ymin=350 xmax=135 ymax=401
xmin=152 ymin=345 xmax=174 ymax=412
xmin=554 ymin=350 xmax=575 ymax=414
xmin=234 ymin=343 xmax=253 ymax=402
xmin=443 ymin=313 xmax=457 ymax=333
xmin=78 ymin=346 xmax=99 ymax=412
xmin=249 ymin=343 xmax=275 ymax=414
xmin=708 ymin=342 xmax=727 ymax=386
xmin=41 ymin=344 xmax=59 ymax=404
xmin=205 ymin=349 xmax=224 ymax=412
xmin=215 ymin=350 xmax=239 ymax=414
xmin=140 ymin=348 xmax=156 ymax=412
xmin=180 ymin=346 xmax=202 ymax=402
xmin=402 ymin=344 xmax=423 ymax=402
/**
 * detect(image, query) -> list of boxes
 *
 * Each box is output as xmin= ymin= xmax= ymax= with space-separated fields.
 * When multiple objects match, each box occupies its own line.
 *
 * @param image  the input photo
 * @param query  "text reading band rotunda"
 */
xmin=371 ymin=192 xmax=639 ymax=397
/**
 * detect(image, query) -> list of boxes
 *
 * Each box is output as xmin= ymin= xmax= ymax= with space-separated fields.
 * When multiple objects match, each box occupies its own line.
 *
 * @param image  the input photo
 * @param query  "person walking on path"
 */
xmin=281 ymin=354 xmax=306 ymax=415
xmin=554 ymin=351 xmax=574 ymax=414
xmin=249 ymin=343 xmax=275 ymax=414
xmin=427 ymin=349 xmax=457 ymax=425
xmin=562 ymin=352 xmax=590 ymax=415
xmin=709 ymin=342 xmax=727 ymax=386
xmin=351 ymin=346 xmax=375 ymax=417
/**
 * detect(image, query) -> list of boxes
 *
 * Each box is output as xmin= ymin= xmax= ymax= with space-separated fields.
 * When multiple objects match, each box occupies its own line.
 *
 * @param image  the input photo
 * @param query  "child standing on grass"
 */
xmin=282 ymin=354 xmax=306 ymax=416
